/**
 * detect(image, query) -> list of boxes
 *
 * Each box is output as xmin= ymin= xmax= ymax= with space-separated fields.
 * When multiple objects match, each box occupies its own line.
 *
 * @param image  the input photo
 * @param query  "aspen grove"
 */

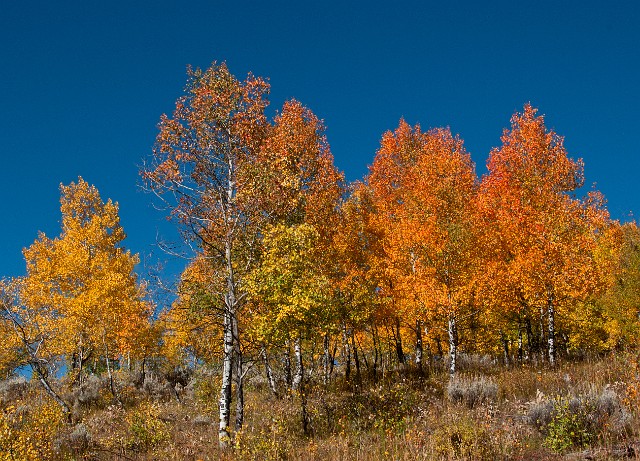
xmin=1 ymin=62 xmax=639 ymax=459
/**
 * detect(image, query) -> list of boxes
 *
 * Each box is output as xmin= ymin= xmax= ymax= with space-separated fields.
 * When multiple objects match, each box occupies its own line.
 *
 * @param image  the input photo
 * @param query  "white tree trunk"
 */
xmin=218 ymin=306 xmax=234 ymax=447
xmin=31 ymin=361 xmax=71 ymax=420
xmin=415 ymin=319 xmax=423 ymax=374
xmin=234 ymin=314 xmax=244 ymax=431
xmin=219 ymin=161 xmax=241 ymax=448
xmin=261 ymin=345 xmax=278 ymax=398
xmin=448 ymin=315 xmax=458 ymax=377
xmin=547 ymin=291 xmax=556 ymax=367
xmin=292 ymin=336 xmax=303 ymax=390
xmin=291 ymin=335 xmax=309 ymax=434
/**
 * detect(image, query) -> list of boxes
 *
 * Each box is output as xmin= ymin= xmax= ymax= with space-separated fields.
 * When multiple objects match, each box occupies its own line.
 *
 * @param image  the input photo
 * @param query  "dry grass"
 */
xmin=1 ymin=353 xmax=640 ymax=460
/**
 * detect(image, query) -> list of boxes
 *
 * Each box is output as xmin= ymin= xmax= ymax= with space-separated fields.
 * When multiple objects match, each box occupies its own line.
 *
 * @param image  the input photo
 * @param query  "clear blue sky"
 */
xmin=1 ymin=1 xmax=638 ymax=281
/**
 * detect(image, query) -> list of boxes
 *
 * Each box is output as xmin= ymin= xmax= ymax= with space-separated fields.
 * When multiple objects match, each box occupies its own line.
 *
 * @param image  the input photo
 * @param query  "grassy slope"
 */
xmin=2 ymin=353 xmax=640 ymax=460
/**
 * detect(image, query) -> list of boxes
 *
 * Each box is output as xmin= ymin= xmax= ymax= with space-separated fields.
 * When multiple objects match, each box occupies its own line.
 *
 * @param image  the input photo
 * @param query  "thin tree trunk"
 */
xmin=134 ymin=357 xmax=146 ymax=389
xmin=518 ymin=327 xmax=524 ymax=363
xmin=323 ymin=333 xmax=330 ymax=386
xmin=562 ymin=333 xmax=570 ymax=356
xmin=31 ymin=361 xmax=71 ymax=421
xmin=342 ymin=324 xmax=351 ymax=381
xmin=105 ymin=354 xmax=118 ymax=403
xmin=448 ymin=314 xmax=458 ymax=377
xmin=283 ymin=340 xmax=292 ymax=390
xmin=219 ymin=150 xmax=239 ymax=449
xmin=539 ymin=305 xmax=545 ymax=362
xmin=395 ymin=317 xmax=405 ymax=366
xmin=261 ymin=345 xmax=278 ymax=398
xmin=218 ymin=307 xmax=234 ymax=447
xmin=234 ymin=315 xmax=244 ymax=432
xmin=357 ymin=333 xmax=370 ymax=371
xmin=351 ymin=331 xmax=361 ymax=383
xmin=547 ymin=291 xmax=556 ymax=367
xmin=292 ymin=336 xmax=310 ymax=435
xmin=501 ymin=333 xmax=510 ymax=367
xmin=329 ymin=341 xmax=338 ymax=378
xmin=103 ymin=331 xmax=121 ymax=405
xmin=299 ymin=376 xmax=310 ymax=436
xmin=415 ymin=319 xmax=423 ymax=374
xmin=72 ymin=344 xmax=90 ymax=386
xmin=372 ymin=324 xmax=379 ymax=380
xmin=525 ymin=316 xmax=534 ymax=361
xmin=292 ymin=336 xmax=303 ymax=390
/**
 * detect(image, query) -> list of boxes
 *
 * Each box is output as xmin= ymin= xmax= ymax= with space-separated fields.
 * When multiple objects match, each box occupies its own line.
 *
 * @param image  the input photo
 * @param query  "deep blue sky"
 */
xmin=1 ymin=1 xmax=639 ymax=282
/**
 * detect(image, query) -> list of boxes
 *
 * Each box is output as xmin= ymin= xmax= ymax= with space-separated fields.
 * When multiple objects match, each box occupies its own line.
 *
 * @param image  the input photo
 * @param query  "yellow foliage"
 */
xmin=18 ymin=178 xmax=153 ymax=367
xmin=160 ymin=255 xmax=223 ymax=364
xmin=246 ymin=223 xmax=333 ymax=342
xmin=124 ymin=401 xmax=169 ymax=450
xmin=0 ymin=398 xmax=64 ymax=460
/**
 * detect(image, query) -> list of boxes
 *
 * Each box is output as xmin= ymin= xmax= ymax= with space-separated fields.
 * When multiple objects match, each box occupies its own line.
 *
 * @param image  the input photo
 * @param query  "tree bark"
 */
xmin=547 ymin=291 xmax=556 ymax=367
xmin=415 ymin=319 xmax=423 ymax=374
xmin=395 ymin=317 xmax=405 ymax=366
xmin=351 ymin=331 xmax=361 ymax=383
xmin=525 ymin=316 xmax=534 ymax=361
xmin=292 ymin=336 xmax=310 ymax=435
xmin=501 ymin=333 xmax=510 ymax=367
xmin=342 ymin=324 xmax=351 ymax=381
xmin=234 ymin=315 xmax=244 ymax=432
xmin=218 ymin=307 xmax=234 ymax=447
xmin=329 ymin=341 xmax=337 ymax=378
xmin=517 ymin=327 xmax=524 ymax=363
xmin=322 ymin=334 xmax=330 ymax=386
xmin=539 ymin=305 xmax=545 ymax=362
xmin=31 ymin=361 xmax=71 ymax=421
xmin=72 ymin=344 xmax=92 ymax=386
xmin=292 ymin=336 xmax=303 ymax=390
xmin=261 ymin=345 xmax=278 ymax=398
xmin=103 ymin=331 xmax=121 ymax=405
xmin=372 ymin=324 xmax=379 ymax=380
xmin=283 ymin=340 xmax=292 ymax=390
xmin=448 ymin=314 xmax=458 ymax=377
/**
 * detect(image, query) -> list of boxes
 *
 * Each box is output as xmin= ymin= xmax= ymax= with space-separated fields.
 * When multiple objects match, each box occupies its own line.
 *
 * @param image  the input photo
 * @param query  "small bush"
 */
xmin=68 ymin=374 xmax=105 ymax=411
xmin=430 ymin=415 xmax=503 ymax=460
xmin=338 ymin=382 xmax=417 ymax=433
xmin=124 ymin=401 xmax=169 ymax=451
xmin=193 ymin=372 xmax=220 ymax=415
xmin=527 ymin=387 xmax=632 ymax=453
xmin=0 ymin=398 xmax=65 ymax=460
xmin=527 ymin=389 xmax=555 ymax=430
xmin=191 ymin=414 xmax=213 ymax=425
xmin=54 ymin=422 xmax=91 ymax=455
xmin=544 ymin=396 xmax=594 ymax=452
xmin=456 ymin=353 xmax=497 ymax=373
xmin=447 ymin=376 xmax=498 ymax=408
xmin=0 ymin=377 xmax=28 ymax=405
xmin=69 ymin=422 xmax=91 ymax=449
xmin=142 ymin=373 xmax=174 ymax=401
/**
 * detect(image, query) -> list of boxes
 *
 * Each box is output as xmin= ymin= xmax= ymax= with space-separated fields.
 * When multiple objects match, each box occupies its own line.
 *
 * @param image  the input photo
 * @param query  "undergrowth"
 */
xmin=0 ymin=353 xmax=638 ymax=460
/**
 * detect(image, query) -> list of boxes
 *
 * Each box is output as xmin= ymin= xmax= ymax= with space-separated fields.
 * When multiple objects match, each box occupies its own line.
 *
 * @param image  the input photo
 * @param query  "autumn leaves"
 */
xmin=143 ymin=63 xmax=345 ymax=443
xmin=369 ymin=122 xmax=479 ymax=376
xmin=1 ymin=179 xmax=153 ymax=417
xmin=0 ymin=62 xmax=631 ymax=449
xmin=145 ymin=63 xmax=620 ymax=445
